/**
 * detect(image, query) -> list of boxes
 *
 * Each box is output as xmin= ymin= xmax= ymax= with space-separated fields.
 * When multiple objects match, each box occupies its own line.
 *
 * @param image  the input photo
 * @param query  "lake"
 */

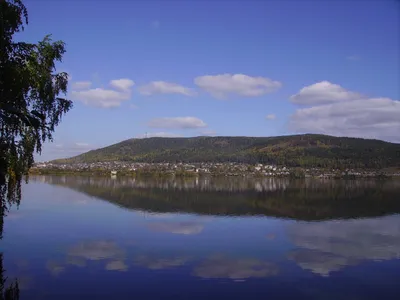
xmin=1 ymin=175 xmax=400 ymax=299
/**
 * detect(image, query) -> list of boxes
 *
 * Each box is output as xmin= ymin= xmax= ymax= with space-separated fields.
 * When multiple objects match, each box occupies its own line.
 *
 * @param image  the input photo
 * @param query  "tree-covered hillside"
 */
xmin=51 ymin=134 xmax=400 ymax=169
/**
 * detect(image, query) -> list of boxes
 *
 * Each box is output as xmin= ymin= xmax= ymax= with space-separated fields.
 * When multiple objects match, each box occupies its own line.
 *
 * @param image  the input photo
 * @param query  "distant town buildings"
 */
xmin=31 ymin=161 xmax=399 ymax=178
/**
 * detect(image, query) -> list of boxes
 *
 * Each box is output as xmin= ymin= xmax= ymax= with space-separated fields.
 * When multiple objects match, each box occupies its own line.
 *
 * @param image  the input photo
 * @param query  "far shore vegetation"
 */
xmin=29 ymin=164 xmax=399 ymax=179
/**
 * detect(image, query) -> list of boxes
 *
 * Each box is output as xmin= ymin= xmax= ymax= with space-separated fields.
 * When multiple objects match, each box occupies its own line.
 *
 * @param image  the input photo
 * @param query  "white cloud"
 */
xmin=71 ymin=78 xmax=134 ymax=108
xmin=71 ymin=81 xmax=91 ymax=90
xmin=136 ymin=132 xmax=183 ymax=138
xmin=266 ymin=114 xmax=276 ymax=120
xmin=148 ymin=117 xmax=207 ymax=129
xmin=71 ymin=88 xmax=130 ymax=108
xmin=109 ymin=78 xmax=135 ymax=92
xmin=139 ymin=81 xmax=196 ymax=96
xmin=289 ymin=82 xmax=400 ymax=142
xmin=290 ymin=81 xmax=363 ymax=105
xmin=194 ymin=73 xmax=281 ymax=99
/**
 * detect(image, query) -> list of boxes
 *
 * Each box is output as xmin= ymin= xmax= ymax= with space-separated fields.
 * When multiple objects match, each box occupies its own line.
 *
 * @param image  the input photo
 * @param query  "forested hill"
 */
xmin=51 ymin=134 xmax=400 ymax=168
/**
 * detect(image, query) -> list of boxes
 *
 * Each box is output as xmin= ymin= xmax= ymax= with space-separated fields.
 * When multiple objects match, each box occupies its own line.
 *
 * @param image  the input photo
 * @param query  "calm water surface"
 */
xmin=1 ymin=175 xmax=400 ymax=299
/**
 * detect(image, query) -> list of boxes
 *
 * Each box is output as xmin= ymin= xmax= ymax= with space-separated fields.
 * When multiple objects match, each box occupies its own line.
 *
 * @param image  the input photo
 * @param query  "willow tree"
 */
xmin=0 ymin=0 xmax=73 ymax=237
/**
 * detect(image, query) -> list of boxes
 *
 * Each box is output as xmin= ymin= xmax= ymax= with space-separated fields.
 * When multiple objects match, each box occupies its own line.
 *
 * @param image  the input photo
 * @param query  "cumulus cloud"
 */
xmin=71 ymin=81 xmax=92 ymax=90
xmin=138 ymin=81 xmax=196 ymax=96
xmin=71 ymin=78 xmax=134 ymax=108
xmin=289 ymin=82 xmax=400 ymax=142
xmin=287 ymin=215 xmax=400 ymax=276
xmin=194 ymin=73 xmax=281 ymax=99
xmin=136 ymin=132 xmax=183 ymax=138
xmin=290 ymin=81 xmax=362 ymax=106
xmin=147 ymin=221 xmax=204 ymax=235
xmin=110 ymin=78 xmax=135 ymax=92
xmin=193 ymin=255 xmax=279 ymax=280
xmin=71 ymin=89 xmax=130 ymax=108
xmin=266 ymin=114 xmax=276 ymax=120
xmin=148 ymin=117 xmax=207 ymax=129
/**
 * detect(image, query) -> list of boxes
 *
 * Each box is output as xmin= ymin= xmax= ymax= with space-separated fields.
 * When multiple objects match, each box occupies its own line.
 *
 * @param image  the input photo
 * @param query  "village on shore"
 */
xmin=32 ymin=161 xmax=400 ymax=178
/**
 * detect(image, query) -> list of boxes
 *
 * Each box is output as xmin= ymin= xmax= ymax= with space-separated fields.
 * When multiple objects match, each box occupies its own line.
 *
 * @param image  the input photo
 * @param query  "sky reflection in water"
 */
xmin=1 ymin=176 xmax=400 ymax=299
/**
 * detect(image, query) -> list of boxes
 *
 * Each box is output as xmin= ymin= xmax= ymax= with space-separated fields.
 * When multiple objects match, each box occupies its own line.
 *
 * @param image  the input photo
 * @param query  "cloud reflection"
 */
xmin=66 ymin=256 xmax=87 ymax=267
xmin=67 ymin=240 xmax=125 ymax=261
xmin=105 ymin=260 xmax=128 ymax=271
xmin=142 ymin=212 xmax=176 ymax=219
xmin=287 ymin=249 xmax=359 ymax=277
xmin=287 ymin=215 xmax=400 ymax=276
xmin=193 ymin=255 xmax=279 ymax=280
xmin=43 ymin=240 xmax=130 ymax=274
xmin=46 ymin=259 xmax=65 ymax=276
xmin=147 ymin=221 xmax=204 ymax=235
xmin=134 ymin=255 xmax=190 ymax=270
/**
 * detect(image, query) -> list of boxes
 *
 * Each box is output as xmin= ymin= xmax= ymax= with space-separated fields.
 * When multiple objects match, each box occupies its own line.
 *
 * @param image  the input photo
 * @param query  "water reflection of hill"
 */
xmin=33 ymin=176 xmax=400 ymax=221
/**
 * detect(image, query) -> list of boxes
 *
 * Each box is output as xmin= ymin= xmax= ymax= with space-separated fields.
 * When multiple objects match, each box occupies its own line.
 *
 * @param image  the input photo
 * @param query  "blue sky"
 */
xmin=18 ymin=0 xmax=399 ymax=161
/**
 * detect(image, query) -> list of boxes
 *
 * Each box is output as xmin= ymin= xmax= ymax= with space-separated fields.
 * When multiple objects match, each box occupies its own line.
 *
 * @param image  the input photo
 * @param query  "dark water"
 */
xmin=1 ymin=176 xmax=400 ymax=300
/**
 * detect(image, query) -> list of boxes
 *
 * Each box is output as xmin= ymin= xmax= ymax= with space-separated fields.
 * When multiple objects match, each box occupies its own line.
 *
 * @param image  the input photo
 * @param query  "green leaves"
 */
xmin=0 ymin=104 xmax=45 ymax=130
xmin=22 ymin=114 xmax=41 ymax=129
xmin=30 ymin=110 xmax=45 ymax=121
xmin=1 ymin=0 xmax=72 ymax=223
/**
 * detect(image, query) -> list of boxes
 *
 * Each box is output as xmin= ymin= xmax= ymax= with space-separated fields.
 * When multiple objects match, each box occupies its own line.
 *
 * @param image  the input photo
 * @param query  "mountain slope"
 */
xmin=51 ymin=134 xmax=400 ymax=168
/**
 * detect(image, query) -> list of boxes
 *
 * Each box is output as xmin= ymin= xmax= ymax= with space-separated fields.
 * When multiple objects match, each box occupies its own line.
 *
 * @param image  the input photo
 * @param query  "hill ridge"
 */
xmin=51 ymin=134 xmax=400 ymax=168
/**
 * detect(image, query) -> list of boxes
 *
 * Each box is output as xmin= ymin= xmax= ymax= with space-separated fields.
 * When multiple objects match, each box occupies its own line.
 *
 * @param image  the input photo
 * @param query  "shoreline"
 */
xmin=29 ymin=168 xmax=400 ymax=179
